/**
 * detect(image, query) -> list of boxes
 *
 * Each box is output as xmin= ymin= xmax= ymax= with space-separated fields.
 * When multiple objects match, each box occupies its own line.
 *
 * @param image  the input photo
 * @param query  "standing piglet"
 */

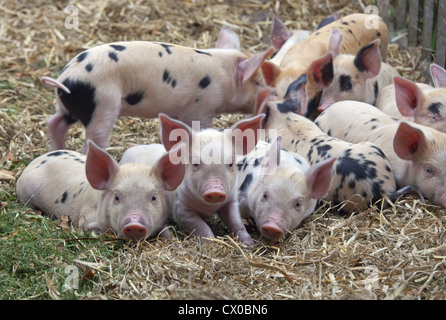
xmin=315 ymin=100 xmax=446 ymax=208
xmin=256 ymin=78 xmax=397 ymax=212
xmin=310 ymin=38 xmax=400 ymax=116
xmin=41 ymin=40 xmax=275 ymax=153
xmin=16 ymin=141 xmax=185 ymax=240
xmin=158 ymin=113 xmax=264 ymax=244
xmin=375 ymin=68 xmax=446 ymax=133
xmin=273 ymin=13 xmax=388 ymax=99
xmin=237 ymin=136 xmax=336 ymax=240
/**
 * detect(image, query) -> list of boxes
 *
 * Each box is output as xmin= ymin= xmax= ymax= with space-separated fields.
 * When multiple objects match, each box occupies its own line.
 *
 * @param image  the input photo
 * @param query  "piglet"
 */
xmin=16 ymin=140 xmax=185 ymax=240
xmin=315 ymin=100 xmax=446 ymax=208
xmin=256 ymin=79 xmax=397 ymax=212
xmin=311 ymin=38 xmax=400 ymax=116
xmin=237 ymin=135 xmax=336 ymax=240
xmin=40 ymin=40 xmax=276 ymax=153
xmin=272 ymin=13 xmax=388 ymax=99
xmin=375 ymin=70 xmax=446 ymax=133
xmin=158 ymin=113 xmax=264 ymax=244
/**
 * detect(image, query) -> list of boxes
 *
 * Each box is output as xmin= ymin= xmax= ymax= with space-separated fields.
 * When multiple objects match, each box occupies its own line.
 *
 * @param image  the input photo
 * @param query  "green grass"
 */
xmin=0 ymin=192 xmax=125 ymax=300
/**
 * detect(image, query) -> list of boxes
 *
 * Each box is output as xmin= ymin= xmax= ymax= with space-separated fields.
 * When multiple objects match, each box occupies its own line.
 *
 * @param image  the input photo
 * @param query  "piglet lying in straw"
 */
xmin=16 ymin=140 xmax=185 ymax=240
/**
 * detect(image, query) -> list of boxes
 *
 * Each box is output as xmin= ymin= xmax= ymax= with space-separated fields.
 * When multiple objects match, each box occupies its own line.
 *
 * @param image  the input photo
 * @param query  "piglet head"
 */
xmin=85 ymin=140 xmax=185 ymax=240
xmin=317 ymin=39 xmax=382 ymax=111
xmin=249 ymin=137 xmax=336 ymax=239
xmin=393 ymin=122 xmax=446 ymax=208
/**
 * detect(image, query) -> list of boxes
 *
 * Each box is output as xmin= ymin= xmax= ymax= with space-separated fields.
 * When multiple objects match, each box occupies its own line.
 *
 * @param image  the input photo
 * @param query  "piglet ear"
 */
xmin=215 ymin=25 xmax=240 ymax=49
xmin=393 ymin=122 xmax=426 ymax=160
xmin=284 ymin=74 xmax=308 ymax=115
xmin=306 ymin=157 xmax=337 ymax=199
xmin=354 ymin=39 xmax=382 ymax=78
xmin=307 ymin=52 xmax=333 ymax=90
xmin=261 ymin=61 xmax=281 ymax=86
xmin=328 ymin=28 xmax=343 ymax=57
xmin=231 ymin=114 xmax=264 ymax=155
xmin=394 ymin=76 xmax=425 ymax=117
xmin=259 ymin=135 xmax=282 ymax=177
xmin=237 ymin=47 xmax=274 ymax=84
xmin=270 ymin=9 xmax=291 ymax=51
xmin=153 ymin=148 xmax=186 ymax=191
xmin=254 ymin=88 xmax=272 ymax=115
xmin=85 ymin=140 xmax=119 ymax=190
xmin=159 ymin=113 xmax=193 ymax=152
xmin=430 ymin=63 xmax=446 ymax=88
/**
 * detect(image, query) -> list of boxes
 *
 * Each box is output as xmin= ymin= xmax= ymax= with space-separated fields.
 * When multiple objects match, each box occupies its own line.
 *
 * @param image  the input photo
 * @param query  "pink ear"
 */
xmin=154 ymin=149 xmax=186 ymax=191
xmin=394 ymin=76 xmax=424 ymax=117
xmin=269 ymin=9 xmax=291 ymax=50
xmin=259 ymin=135 xmax=282 ymax=177
xmin=328 ymin=28 xmax=343 ymax=57
xmin=430 ymin=63 xmax=446 ymax=88
xmin=261 ymin=61 xmax=281 ymax=86
xmin=393 ymin=122 xmax=426 ymax=160
xmin=306 ymin=157 xmax=337 ymax=199
xmin=237 ymin=47 xmax=274 ymax=84
xmin=231 ymin=114 xmax=264 ymax=155
xmin=284 ymin=74 xmax=308 ymax=115
xmin=85 ymin=140 xmax=119 ymax=190
xmin=307 ymin=52 xmax=333 ymax=90
xmin=215 ymin=25 xmax=240 ymax=49
xmin=40 ymin=76 xmax=71 ymax=94
xmin=159 ymin=113 xmax=193 ymax=152
xmin=354 ymin=39 xmax=381 ymax=78
xmin=254 ymin=88 xmax=272 ymax=115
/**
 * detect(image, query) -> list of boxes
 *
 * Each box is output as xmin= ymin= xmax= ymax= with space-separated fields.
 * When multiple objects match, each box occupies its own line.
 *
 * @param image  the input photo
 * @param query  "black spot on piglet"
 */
xmin=59 ymin=78 xmax=96 ymax=127
xmin=108 ymin=51 xmax=119 ymax=62
xmin=110 ymin=44 xmax=126 ymax=51
xmin=239 ymin=173 xmax=253 ymax=193
xmin=199 ymin=76 xmax=211 ymax=89
xmin=125 ymin=91 xmax=144 ymax=105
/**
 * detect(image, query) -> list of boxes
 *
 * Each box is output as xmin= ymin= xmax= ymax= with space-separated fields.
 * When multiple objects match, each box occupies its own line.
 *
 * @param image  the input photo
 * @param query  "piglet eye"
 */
xmin=295 ymin=201 xmax=302 ymax=209
xmin=113 ymin=193 xmax=120 ymax=205
xmin=152 ymin=195 xmax=157 ymax=202
xmin=261 ymin=192 xmax=268 ymax=202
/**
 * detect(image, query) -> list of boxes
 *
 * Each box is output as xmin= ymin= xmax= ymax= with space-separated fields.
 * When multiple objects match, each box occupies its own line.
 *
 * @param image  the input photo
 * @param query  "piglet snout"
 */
xmin=122 ymin=214 xmax=149 ymax=240
xmin=261 ymin=219 xmax=284 ymax=239
xmin=201 ymin=178 xmax=227 ymax=203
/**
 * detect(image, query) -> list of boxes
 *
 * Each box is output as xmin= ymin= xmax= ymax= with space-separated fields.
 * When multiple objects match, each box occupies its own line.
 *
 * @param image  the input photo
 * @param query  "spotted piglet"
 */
xmin=237 ymin=136 xmax=336 ymax=240
xmin=41 ymin=40 xmax=276 ymax=153
xmin=272 ymin=13 xmax=388 ymax=99
xmin=310 ymin=37 xmax=399 ymax=116
xmin=316 ymin=100 xmax=446 ymax=208
xmin=375 ymin=65 xmax=446 ymax=133
xmin=256 ymin=78 xmax=397 ymax=212
xmin=16 ymin=141 xmax=185 ymax=240
xmin=157 ymin=113 xmax=264 ymax=244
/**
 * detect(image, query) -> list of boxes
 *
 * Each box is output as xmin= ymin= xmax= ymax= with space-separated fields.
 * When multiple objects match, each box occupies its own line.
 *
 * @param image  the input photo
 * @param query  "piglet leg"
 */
xmin=218 ymin=198 xmax=253 ymax=245
xmin=47 ymin=111 xmax=72 ymax=150
xmin=176 ymin=208 xmax=216 ymax=240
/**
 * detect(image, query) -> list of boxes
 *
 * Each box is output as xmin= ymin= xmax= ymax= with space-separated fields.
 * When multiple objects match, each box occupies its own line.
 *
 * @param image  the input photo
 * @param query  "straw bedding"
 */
xmin=1 ymin=0 xmax=445 ymax=299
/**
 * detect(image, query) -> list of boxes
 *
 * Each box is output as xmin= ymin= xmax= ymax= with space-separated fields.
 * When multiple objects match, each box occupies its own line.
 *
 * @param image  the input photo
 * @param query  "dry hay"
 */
xmin=1 ymin=0 xmax=445 ymax=300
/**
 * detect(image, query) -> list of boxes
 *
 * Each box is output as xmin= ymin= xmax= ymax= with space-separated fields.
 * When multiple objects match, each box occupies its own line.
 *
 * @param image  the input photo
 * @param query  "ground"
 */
xmin=0 ymin=0 xmax=445 ymax=300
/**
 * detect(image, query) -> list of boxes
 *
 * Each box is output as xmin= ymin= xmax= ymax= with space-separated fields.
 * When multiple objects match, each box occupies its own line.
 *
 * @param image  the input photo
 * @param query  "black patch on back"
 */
xmin=339 ymin=75 xmax=353 ymax=91
xmin=47 ymin=151 xmax=70 ymax=157
xmin=77 ymin=51 xmax=89 ymax=62
xmin=160 ymin=43 xmax=173 ymax=54
xmin=110 ymin=44 xmax=126 ymax=51
xmin=85 ymin=63 xmax=93 ymax=72
xmin=316 ymin=144 xmax=332 ymax=157
xmin=354 ymin=42 xmax=374 ymax=72
xmin=125 ymin=91 xmax=144 ymax=105
xmin=199 ymin=76 xmax=211 ymax=89
xmin=428 ymin=102 xmax=442 ymax=115
xmin=108 ymin=51 xmax=119 ymax=62
xmin=59 ymin=78 xmax=96 ymax=127
xmin=341 ymin=21 xmax=349 ymax=25
xmin=239 ymin=173 xmax=253 ymax=193
xmin=194 ymin=50 xmax=211 ymax=56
